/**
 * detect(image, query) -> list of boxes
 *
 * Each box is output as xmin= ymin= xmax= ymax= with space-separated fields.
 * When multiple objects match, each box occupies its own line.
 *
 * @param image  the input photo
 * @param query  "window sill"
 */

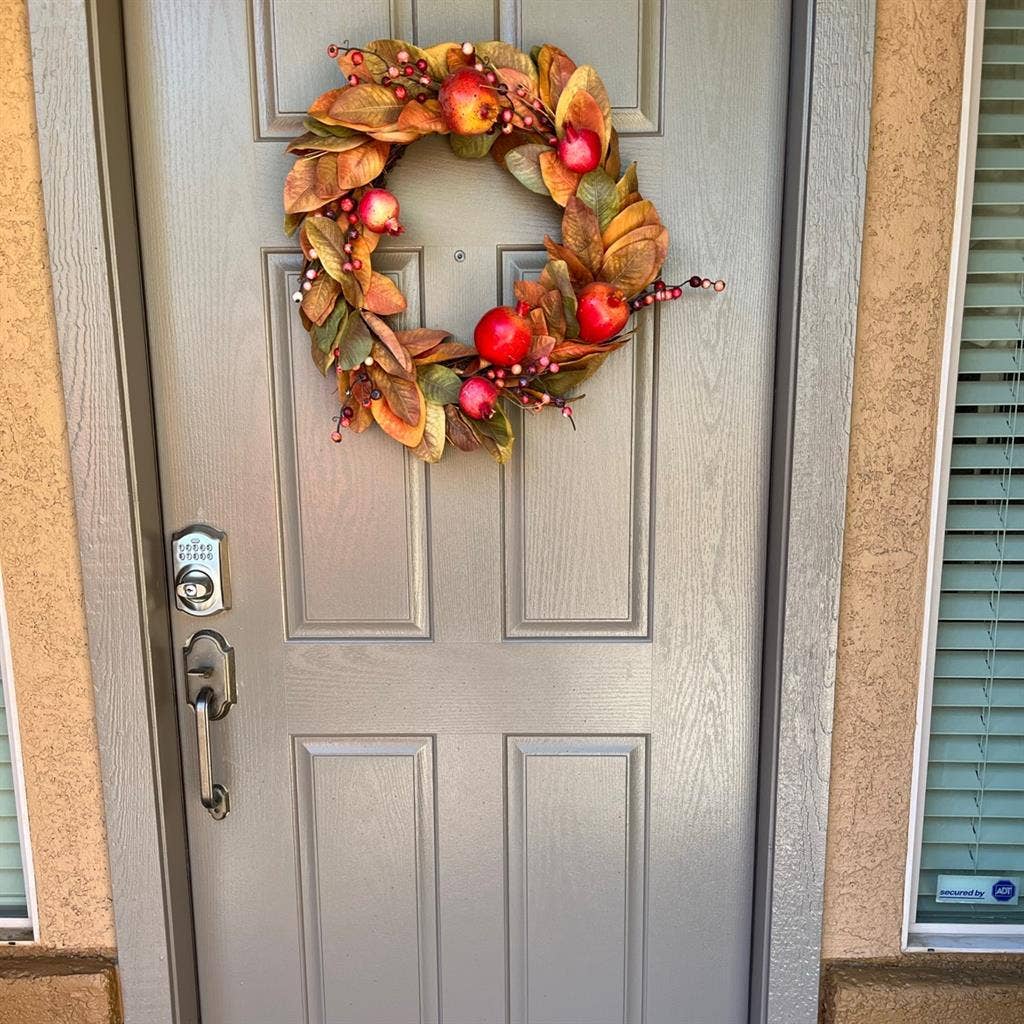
xmin=905 ymin=928 xmax=1024 ymax=954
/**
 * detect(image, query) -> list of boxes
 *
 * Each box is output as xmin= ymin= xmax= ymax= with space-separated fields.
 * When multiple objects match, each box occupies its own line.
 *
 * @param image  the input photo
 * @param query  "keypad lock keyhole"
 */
xmin=171 ymin=525 xmax=229 ymax=616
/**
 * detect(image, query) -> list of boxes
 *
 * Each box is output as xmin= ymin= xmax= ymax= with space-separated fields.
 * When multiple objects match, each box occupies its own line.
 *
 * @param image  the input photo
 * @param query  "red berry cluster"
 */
xmin=629 ymin=275 xmax=726 ymax=311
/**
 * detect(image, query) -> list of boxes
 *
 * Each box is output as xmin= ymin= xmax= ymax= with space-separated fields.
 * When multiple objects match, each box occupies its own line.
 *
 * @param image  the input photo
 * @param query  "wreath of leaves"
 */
xmin=284 ymin=39 xmax=718 ymax=463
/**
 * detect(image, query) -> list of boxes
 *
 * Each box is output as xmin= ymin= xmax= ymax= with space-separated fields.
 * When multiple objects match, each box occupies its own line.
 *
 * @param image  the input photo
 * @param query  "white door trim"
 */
xmin=27 ymin=1 xmax=873 ymax=1021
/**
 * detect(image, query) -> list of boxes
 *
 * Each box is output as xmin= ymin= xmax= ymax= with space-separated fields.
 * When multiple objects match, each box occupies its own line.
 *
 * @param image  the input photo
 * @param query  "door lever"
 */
xmin=183 ymin=630 xmax=236 ymax=820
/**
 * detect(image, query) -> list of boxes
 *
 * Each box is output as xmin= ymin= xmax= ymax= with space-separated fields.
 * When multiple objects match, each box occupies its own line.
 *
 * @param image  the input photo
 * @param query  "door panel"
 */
xmin=124 ymin=0 xmax=788 ymax=1020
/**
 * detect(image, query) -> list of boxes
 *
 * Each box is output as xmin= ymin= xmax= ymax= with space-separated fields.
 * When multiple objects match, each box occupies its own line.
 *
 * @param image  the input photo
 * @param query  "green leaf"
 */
xmin=304 ymin=216 xmax=350 ymax=283
xmin=313 ymin=298 xmax=348 ymax=354
xmin=336 ymin=313 xmax=374 ymax=369
xmin=417 ymin=363 xmax=463 ymax=405
xmin=303 ymin=117 xmax=359 ymax=138
xmin=541 ymin=351 xmax=612 ymax=397
xmin=505 ymin=144 xmax=551 ymax=196
xmin=413 ymin=402 xmax=447 ymax=463
xmin=546 ymin=259 xmax=580 ymax=339
xmin=450 ymin=133 xmax=497 ymax=159
xmin=472 ymin=406 xmax=515 ymax=464
xmin=576 ymin=168 xmax=619 ymax=231
xmin=283 ymin=212 xmax=302 ymax=237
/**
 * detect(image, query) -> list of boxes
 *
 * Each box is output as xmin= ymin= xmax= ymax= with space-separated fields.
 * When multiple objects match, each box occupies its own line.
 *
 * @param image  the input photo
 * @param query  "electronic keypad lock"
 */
xmin=171 ymin=526 xmax=230 ymax=616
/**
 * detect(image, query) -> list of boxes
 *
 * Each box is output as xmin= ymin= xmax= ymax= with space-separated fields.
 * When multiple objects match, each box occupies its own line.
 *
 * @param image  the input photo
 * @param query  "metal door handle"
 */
xmin=192 ymin=687 xmax=230 ymax=820
xmin=183 ymin=630 xmax=236 ymax=821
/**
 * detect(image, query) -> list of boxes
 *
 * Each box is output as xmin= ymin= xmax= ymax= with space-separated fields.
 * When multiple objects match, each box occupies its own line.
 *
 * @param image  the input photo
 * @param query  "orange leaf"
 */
xmin=539 ymin=151 xmax=580 ymax=207
xmin=514 ymin=279 xmax=548 ymax=308
xmin=544 ymin=237 xmax=593 ymax=288
xmin=363 ymin=272 xmax=407 ymax=315
xmin=315 ymin=154 xmax=342 ymax=200
xmin=397 ymin=99 xmax=448 ymax=135
xmin=284 ymin=157 xmax=323 ymax=214
xmin=601 ymin=200 xmax=661 ymax=250
xmin=561 ymin=90 xmax=608 ymax=159
xmin=600 ymin=239 xmax=661 ymax=299
xmin=555 ymin=66 xmax=612 ymax=146
xmin=369 ymin=365 xmax=422 ymax=425
xmin=349 ymin=236 xmax=373 ymax=292
xmin=300 ymin=273 xmax=340 ymax=326
xmin=308 ymin=88 xmax=348 ymax=123
xmin=561 ymin=197 xmax=603 ymax=274
xmin=372 ymin=387 xmax=426 ymax=447
xmin=363 ymin=310 xmax=413 ymax=374
xmin=394 ymin=328 xmax=453 ymax=356
xmin=413 ymin=340 xmax=477 ymax=364
xmin=337 ymin=139 xmax=390 ymax=190
xmin=537 ymin=45 xmax=577 ymax=111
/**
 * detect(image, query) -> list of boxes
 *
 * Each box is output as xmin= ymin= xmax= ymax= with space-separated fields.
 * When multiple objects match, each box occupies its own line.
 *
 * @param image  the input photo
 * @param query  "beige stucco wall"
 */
xmin=0 ymin=0 xmax=115 ymax=956
xmin=821 ymin=0 xmax=969 ymax=960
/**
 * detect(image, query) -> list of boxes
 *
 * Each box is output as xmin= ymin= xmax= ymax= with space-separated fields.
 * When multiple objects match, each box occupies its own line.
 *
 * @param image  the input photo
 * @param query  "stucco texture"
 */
xmin=815 ymin=0 xmax=966 ymax=962
xmin=823 ymin=962 xmax=1024 ymax=1024
xmin=821 ymin=0 xmax=968 ymax=960
xmin=0 ymin=0 xmax=115 ymax=954
xmin=0 ymin=960 xmax=119 ymax=1024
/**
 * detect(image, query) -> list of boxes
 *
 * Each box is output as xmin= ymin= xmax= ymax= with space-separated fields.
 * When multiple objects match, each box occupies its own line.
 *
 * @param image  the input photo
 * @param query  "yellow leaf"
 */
xmin=539 ymin=151 xmax=580 ymax=207
xmin=308 ymin=88 xmax=348 ymax=124
xmin=412 ymin=402 xmax=447 ymax=463
xmin=600 ymin=239 xmax=662 ymax=299
xmin=601 ymin=200 xmax=661 ymax=250
xmin=329 ymin=84 xmax=404 ymax=129
xmin=602 ymin=225 xmax=669 ymax=271
xmin=300 ymin=273 xmax=340 ymax=325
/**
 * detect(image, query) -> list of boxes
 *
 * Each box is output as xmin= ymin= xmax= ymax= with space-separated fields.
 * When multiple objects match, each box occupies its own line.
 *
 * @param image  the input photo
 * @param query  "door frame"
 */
xmin=28 ymin=1 xmax=874 ymax=1021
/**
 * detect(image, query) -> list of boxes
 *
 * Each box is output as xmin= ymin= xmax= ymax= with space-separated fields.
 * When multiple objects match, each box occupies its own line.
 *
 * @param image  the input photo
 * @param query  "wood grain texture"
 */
xmin=27 ymin=0 xmax=185 ymax=1019
xmin=500 ymin=251 xmax=653 ymax=638
xmin=124 ymin=0 xmax=788 ymax=1019
xmin=765 ymin=1 xmax=875 ymax=1021
xmin=266 ymin=250 xmax=430 ymax=638
xmin=506 ymin=736 xmax=647 ymax=1024
xmin=294 ymin=736 xmax=439 ymax=1024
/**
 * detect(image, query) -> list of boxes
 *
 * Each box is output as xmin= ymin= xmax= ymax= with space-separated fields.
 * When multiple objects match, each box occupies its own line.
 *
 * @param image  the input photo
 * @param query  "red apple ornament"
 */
xmin=438 ymin=68 xmax=501 ymax=135
xmin=474 ymin=306 xmax=532 ymax=367
xmin=459 ymin=377 xmax=499 ymax=420
xmin=558 ymin=124 xmax=602 ymax=174
xmin=358 ymin=188 xmax=403 ymax=234
xmin=576 ymin=282 xmax=630 ymax=342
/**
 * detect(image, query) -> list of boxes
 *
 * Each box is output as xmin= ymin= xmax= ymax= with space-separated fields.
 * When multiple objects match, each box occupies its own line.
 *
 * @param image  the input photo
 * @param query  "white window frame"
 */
xmin=903 ymin=0 xmax=1024 ymax=954
xmin=0 ymin=566 xmax=38 ymax=939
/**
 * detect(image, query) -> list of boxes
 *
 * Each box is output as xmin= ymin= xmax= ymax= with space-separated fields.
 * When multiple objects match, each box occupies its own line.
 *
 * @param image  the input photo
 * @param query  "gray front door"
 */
xmin=125 ymin=2 xmax=788 ymax=1021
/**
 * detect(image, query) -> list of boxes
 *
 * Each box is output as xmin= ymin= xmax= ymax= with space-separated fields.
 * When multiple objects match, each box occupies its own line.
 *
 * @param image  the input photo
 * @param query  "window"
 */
xmin=0 ymin=569 xmax=34 ymax=938
xmin=907 ymin=0 xmax=1024 ymax=952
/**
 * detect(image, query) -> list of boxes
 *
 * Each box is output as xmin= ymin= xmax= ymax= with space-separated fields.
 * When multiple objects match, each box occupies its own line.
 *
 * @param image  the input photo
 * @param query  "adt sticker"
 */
xmin=992 ymin=879 xmax=1017 ymax=903
xmin=936 ymin=874 xmax=1020 ymax=905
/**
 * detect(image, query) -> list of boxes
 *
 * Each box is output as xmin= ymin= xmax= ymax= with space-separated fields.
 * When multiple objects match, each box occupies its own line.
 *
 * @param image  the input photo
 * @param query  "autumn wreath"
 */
xmin=284 ymin=38 xmax=723 ymax=463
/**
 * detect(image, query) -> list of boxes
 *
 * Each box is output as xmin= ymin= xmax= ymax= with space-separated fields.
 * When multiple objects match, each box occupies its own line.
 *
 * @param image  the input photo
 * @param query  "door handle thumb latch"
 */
xmin=183 ymin=629 xmax=236 ymax=820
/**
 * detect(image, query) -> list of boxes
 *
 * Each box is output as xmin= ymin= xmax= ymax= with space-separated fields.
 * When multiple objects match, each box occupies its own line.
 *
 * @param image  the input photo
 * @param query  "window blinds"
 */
xmin=0 ymin=674 xmax=27 ymax=924
xmin=917 ymin=0 xmax=1024 ymax=927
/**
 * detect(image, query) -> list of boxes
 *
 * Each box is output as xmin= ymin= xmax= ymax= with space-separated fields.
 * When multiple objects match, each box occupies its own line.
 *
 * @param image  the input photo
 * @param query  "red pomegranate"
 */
xmin=576 ymin=282 xmax=630 ymax=342
xmin=473 ymin=306 xmax=532 ymax=367
xmin=557 ymin=124 xmax=602 ymax=174
xmin=438 ymin=68 xmax=501 ymax=135
xmin=358 ymin=188 xmax=403 ymax=234
xmin=459 ymin=377 xmax=500 ymax=420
